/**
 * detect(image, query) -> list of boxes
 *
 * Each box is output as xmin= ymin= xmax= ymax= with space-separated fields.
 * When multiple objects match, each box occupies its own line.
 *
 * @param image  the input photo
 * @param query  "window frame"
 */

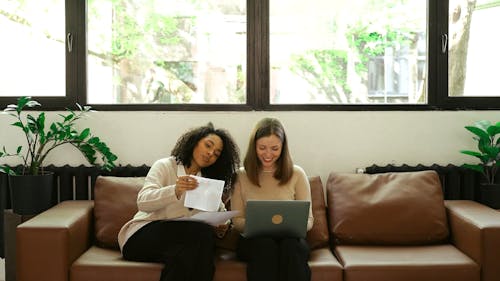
xmin=1 ymin=0 xmax=498 ymax=111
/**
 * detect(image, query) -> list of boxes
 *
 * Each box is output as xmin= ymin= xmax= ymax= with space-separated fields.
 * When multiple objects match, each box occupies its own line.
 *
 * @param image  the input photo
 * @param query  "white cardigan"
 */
xmin=117 ymin=156 xmax=224 ymax=251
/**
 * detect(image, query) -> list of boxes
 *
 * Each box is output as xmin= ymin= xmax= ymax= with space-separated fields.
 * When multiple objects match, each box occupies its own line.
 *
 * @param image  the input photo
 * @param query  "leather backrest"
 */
xmin=94 ymin=176 xmax=144 ymax=249
xmin=93 ymin=175 xmax=331 ymax=250
xmin=306 ymin=176 xmax=330 ymax=249
xmin=326 ymin=170 xmax=449 ymax=245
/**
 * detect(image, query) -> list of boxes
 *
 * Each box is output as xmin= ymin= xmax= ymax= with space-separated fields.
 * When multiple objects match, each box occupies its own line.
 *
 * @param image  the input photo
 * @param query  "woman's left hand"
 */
xmin=214 ymin=224 xmax=230 ymax=238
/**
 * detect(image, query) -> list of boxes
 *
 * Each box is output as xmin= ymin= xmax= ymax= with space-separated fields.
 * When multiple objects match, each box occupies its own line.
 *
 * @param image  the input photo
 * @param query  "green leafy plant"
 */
xmin=460 ymin=120 xmax=500 ymax=184
xmin=0 ymin=96 xmax=118 ymax=176
xmin=290 ymin=49 xmax=349 ymax=103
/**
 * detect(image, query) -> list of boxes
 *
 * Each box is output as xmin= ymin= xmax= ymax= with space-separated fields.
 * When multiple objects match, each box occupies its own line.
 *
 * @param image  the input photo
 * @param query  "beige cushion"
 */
xmin=94 ymin=176 xmax=145 ymax=249
xmin=326 ymin=170 xmax=449 ymax=245
xmin=306 ymin=176 xmax=330 ymax=249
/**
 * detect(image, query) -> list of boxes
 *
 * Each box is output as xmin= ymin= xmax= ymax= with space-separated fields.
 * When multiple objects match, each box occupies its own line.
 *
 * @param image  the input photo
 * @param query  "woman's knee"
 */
xmin=279 ymin=238 xmax=310 ymax=257
xmin=237 ymin=236 xmax=279 ymax=260
xmin=185 ymin=221 xmax=215 ymax=241
xmin=249 ymin=237 xmax=279 ymax=252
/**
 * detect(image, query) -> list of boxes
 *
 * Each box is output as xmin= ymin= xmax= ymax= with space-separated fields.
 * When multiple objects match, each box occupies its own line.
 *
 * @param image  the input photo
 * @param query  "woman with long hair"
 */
xmin=118 ymin=122 xmax=240 ymax=281
xmin=231 ymin=117 xmax=313 ymax=281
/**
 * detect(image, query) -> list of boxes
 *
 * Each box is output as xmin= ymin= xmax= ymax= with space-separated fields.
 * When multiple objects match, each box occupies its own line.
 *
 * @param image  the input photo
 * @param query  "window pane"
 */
xmin=0 ymin=0 xmax=65 ymax=97
xmin=270 ymin=0 xmax=427 ymax=105
xmin=449 ymin=0 xmax=500 ymax=97
xmin=87 ymin=0 xmax=246 ymax=104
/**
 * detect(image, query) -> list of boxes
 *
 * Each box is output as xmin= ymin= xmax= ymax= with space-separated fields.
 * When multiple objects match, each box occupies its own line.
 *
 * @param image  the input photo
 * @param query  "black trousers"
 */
xmin=122 ymin=220 xmax=216 ymax=281
xmin=236 ymin=235 xmax=311 ymax=281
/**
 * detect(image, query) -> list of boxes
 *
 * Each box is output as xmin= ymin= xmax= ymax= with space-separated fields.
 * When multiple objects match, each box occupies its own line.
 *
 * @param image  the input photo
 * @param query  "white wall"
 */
xmin=0 ymin=110 xmax=497 ymax=183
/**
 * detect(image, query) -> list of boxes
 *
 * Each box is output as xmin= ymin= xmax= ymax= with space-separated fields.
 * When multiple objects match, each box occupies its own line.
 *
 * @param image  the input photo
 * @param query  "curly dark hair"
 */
xmin=171 ymin=122 xmax=240 ymax=192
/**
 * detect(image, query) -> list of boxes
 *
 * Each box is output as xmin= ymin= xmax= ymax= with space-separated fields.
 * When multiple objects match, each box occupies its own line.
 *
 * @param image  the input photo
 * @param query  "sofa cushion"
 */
xmin=306 ymin=176 xmax=330 ymax=249
xmin=71 ymin=246 xmax=162 ymax=281
xmin=326 ymin=170 xmax=449 ymax=245
xmin=93 ymin=175 xmax=331 ymax=251
xmin=71 ymin=246 xmax=343 ymax=281
xmin=94 ymin=176 xmax=145 ymax=249
xmin=333 ymin=245 xmax=479 ymax=281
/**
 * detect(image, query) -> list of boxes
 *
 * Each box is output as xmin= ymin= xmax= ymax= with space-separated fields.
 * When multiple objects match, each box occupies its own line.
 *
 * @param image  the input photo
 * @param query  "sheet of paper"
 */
xmin=184 ymin=175 xmax=225 ymax=211
xmin=174 ymin=210 xmax=240 ymax=226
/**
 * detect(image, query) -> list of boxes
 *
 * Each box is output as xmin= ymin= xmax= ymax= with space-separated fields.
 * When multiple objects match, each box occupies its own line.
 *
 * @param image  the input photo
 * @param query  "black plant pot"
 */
xmin=8 ymin=173 xmax=55 ymax=215
xmin=480 ymin=183 xmax=500 ymax=209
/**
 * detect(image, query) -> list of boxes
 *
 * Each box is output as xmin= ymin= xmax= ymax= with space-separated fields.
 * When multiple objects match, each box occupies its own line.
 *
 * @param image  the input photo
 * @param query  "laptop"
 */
xmin=243 ymin=200 xmax=310 ymax=238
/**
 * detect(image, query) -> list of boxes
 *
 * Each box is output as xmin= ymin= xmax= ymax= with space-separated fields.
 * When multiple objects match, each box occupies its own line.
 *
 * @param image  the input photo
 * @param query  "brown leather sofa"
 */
xmin=326 ymin=170 xmax=500 ymax=281
xmin=16 ymin=175 xmax=342 ymax=281
xmin=15 ymin=170 xmax=500 ymax=281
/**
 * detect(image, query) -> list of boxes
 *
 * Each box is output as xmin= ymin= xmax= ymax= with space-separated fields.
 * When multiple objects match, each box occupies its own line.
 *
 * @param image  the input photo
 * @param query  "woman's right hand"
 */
xmin=214 ymin=223 xmax=230 ymax=238
xmin=175 ymin=176 xmax=199 ymax=198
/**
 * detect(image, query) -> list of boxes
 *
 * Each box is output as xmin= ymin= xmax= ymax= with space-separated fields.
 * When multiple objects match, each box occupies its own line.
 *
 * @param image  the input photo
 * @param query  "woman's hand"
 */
xmin=214 ymin=223 xmax=230 ymax=238
xmin=175 ymin=176 xmax=198 ymax=199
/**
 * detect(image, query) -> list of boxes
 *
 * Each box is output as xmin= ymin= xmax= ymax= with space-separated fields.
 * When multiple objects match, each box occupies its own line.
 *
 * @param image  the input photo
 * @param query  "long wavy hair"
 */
xmin=171 ymin=122 xmax=240 ymax=192
xmin=243 ymin=118 xmax=293 ymax=186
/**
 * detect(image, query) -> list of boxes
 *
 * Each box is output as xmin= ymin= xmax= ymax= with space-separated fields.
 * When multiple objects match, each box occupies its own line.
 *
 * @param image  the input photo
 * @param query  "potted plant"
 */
xmin=460 ymin=120 xmax=500 ymax=209
xmin=0 ymin=96 xmax=118 ymax=214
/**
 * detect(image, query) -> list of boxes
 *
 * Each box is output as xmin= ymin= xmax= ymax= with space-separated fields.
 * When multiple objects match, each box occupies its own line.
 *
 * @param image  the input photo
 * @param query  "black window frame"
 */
xmin=1 ymin=0 xmax=499 ymax=111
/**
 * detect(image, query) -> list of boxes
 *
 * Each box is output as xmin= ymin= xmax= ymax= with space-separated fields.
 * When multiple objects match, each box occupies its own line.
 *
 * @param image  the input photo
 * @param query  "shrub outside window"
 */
xmin=270 ymin=0 xmax=427 ymax=105
xmin=1 ymin=0 xmax=500 ymax=109
xmin=87 ymin=0 xmax=247 ymax=105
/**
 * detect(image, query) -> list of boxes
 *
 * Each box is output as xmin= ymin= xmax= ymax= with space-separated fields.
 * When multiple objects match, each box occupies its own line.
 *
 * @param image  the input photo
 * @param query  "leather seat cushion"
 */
xmin=71 ymin=246 xmax=342 ymax=281
xmin=334 ymin=244 xmax=479 ymax=281
xmin=71 ymin=246 xmax=162 ymax=281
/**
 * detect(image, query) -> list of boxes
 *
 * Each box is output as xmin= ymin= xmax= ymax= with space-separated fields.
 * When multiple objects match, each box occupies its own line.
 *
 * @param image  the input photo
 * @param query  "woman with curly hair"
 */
xmin=118 ymin=122 xmax=240 ymax=281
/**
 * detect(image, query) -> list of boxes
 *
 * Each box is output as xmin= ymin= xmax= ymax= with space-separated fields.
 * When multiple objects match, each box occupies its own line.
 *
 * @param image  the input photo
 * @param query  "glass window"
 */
xmin=0 ymin=0 xmax=65 ymax=97
xmin=87 ymin=0 xmax=247 ymax=104
xmin=448 ymin=0 xmax=500 ymax=97
xmin=269 ymin=0 xmax=427 ymax=105
xmin=2 ymin=0 xmax=500 ymax=110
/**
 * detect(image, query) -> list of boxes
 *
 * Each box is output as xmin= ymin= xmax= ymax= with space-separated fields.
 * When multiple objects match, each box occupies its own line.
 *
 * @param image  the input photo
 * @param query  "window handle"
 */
xmin=67 ymin=33 xmax=73 ymax=53
xmin=441 ymin=33 xmax=448 ymax=53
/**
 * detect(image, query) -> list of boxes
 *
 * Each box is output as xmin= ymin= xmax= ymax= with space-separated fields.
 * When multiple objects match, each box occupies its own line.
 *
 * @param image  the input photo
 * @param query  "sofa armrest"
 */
xmin=445 ymin=200 xmax=500 ymax=281
xmin=16 ymin=200 xmax=94 ymax=281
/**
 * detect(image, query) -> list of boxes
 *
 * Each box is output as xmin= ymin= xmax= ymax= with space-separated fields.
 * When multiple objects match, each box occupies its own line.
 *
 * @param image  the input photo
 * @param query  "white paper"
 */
xmin=174 ymin=210 xmax=240 ymax=226
xmin=184 ymin=175 xmax=225 ymax=211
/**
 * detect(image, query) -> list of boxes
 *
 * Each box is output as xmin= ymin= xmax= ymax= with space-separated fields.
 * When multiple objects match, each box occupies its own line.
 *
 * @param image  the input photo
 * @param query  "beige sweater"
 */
xmin=117 ymin=157 xmax=224 ymax=251
xmin=231 ymin=165 xmax=314 ymax=233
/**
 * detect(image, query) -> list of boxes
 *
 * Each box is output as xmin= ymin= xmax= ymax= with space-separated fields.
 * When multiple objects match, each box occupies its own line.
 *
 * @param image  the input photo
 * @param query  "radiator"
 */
xmin=365 ymin=163 xmax=487 ymax=201
xmin=0 ymin=164 xmax=150 ymax=258
xmin=0 ymin=163 xmax=490 ymax=258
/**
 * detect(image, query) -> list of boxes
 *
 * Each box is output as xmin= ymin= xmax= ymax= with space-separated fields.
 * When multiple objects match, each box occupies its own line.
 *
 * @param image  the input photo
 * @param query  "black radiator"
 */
xmin=0 ymin=164 xmax=150 ymax=258
xmin=0 ymin=163 xmax=489 ymax=258
xmin=365 ymin=163 xmax=488 ymax=201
